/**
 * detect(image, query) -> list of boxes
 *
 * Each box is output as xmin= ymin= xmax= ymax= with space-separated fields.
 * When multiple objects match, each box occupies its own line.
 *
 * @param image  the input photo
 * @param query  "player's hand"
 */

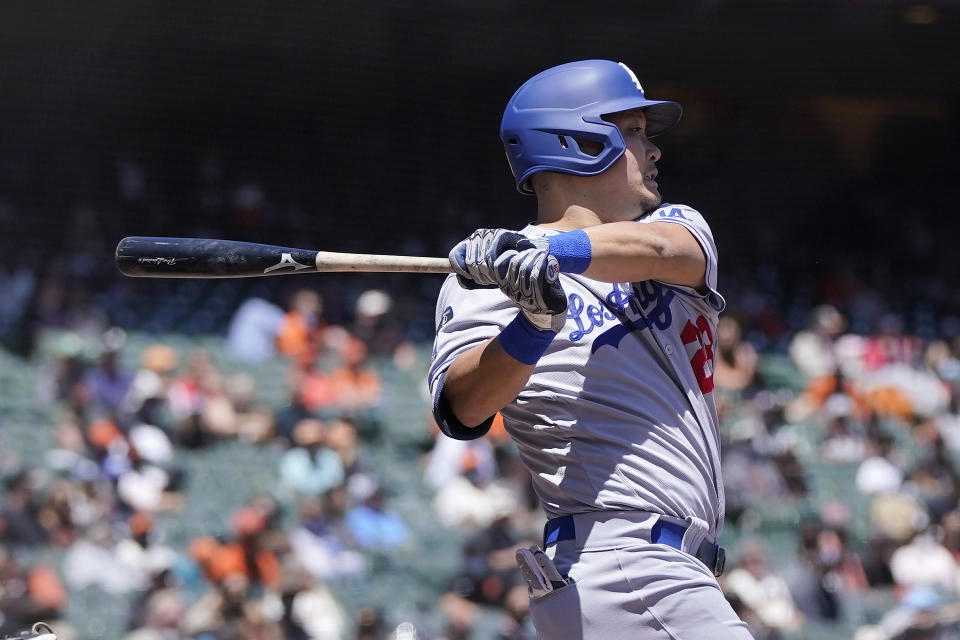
xmin=449 ymin=229 xmax=529 ymax=290
xmin=494 ymin=243 xmax=568 ymax=333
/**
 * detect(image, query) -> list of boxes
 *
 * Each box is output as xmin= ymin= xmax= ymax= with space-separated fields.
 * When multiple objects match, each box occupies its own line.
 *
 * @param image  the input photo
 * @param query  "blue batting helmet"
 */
xmin=500 ymin=60 xmax=682 ymax=194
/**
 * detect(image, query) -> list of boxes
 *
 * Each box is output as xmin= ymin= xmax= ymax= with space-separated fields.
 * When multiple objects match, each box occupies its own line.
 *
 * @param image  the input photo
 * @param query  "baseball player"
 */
xmin=428 ymin=60 xmax=752 ymax=639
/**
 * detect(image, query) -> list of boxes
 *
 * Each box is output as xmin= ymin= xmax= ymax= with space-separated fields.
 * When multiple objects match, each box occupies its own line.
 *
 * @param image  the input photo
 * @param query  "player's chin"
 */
xmin=639 ymin=189 xmax=663 ymax=213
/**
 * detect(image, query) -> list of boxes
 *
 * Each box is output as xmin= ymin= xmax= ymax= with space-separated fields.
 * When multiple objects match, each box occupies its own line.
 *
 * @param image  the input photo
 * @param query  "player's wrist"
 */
xmin=547 ymin=230 xmax=592 ymax=274
xmin=498 ymin=311 xmax=558 ymax=365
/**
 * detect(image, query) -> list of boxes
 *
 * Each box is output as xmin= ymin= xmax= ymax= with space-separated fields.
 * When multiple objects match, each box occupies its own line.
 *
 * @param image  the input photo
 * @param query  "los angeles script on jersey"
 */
xmin=567 ymin=280 xmax=717 ymax=394
xmin=568 ymin=281 xmax=673 ymax=352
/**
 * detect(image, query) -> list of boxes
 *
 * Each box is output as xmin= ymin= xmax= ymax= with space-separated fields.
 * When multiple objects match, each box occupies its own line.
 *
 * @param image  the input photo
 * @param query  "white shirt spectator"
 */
xmin=432 ymin=475 xmax=518 ymax=530
xmin=856 ymin=456 xmax=904 ymax=495
xmin=889 ymin=534 xmax=956 ymax=590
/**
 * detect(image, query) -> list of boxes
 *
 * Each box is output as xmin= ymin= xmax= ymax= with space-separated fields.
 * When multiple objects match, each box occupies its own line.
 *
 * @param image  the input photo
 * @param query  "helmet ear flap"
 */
xmin=520 ymin=135 xmax=605 ymax=194
xmin=510 ymin=120 xmax=626 ymax=194
xmin=573 ymin=138 xmax=603 ymax=157
xmin=558 ymin=134 xmax=604 ymax=158
xmin=504 ymin=103 xmax=631 ymax=193
xmin=574 ymin=118 xmax=625 ymax=159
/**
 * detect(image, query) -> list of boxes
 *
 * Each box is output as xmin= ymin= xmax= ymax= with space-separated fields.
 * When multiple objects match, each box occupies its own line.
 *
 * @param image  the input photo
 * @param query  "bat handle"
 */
xmin=314 ymin=252 xmax=452 ymax=273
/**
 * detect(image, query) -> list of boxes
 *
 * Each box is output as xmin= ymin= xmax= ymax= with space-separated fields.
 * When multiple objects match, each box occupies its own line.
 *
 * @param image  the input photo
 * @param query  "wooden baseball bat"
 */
xmin=116 ymin=236 xmax=452 ymax=278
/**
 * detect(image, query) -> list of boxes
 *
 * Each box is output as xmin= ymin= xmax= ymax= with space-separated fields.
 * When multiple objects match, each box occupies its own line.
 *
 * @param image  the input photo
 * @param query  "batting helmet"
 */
xmin=500 ymin=60 xmax=682 ymax=194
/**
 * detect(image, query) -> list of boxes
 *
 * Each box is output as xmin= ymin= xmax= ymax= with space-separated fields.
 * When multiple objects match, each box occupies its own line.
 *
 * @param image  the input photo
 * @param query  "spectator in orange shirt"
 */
xmin=276 ymin=289 xmax=325 ymax=367
xmin=329 ymin=338 xmax=381 ymax=412
xmin=190 ymin=507 xmax=281 ymax=591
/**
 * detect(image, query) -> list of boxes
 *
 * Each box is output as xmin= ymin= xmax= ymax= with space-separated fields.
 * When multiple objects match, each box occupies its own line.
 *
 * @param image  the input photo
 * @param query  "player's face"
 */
xmin=601 ymin=109 xmax=663 ymax=216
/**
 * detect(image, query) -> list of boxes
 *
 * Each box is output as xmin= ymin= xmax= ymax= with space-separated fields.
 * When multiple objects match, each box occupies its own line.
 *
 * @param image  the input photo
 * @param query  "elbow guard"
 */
xmin=431 ymin=371 xmax=494 ymax=440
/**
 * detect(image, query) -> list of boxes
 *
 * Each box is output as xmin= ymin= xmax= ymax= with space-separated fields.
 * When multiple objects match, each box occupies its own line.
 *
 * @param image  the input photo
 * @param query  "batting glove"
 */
xmin=494 ymin=243 xmax=568 ymax=333
xmin=449 ymin=229 xmax=528 ymax=290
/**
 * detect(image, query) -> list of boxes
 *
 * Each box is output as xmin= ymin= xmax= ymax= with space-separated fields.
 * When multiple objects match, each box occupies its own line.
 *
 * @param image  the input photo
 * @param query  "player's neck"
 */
xmin=536 ymin=201 xmax=646 ymax=230
xmin=536 ymin=204 xmax=602 ymax=230
xmin=533 ymin=173 xmax=649 ymax=229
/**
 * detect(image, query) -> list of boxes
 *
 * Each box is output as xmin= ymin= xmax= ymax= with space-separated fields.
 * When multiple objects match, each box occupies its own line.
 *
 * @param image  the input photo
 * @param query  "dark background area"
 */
xmin=0 ymin=0 xmax=957 ymax=340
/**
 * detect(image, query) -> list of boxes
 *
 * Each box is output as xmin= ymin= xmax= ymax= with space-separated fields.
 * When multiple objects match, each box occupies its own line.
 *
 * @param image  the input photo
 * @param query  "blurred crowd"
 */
xmin=711 ymin=282 xmax=960 ymax=639
xmin=0 ymin=203 xmax=959 ymax=639
xmin=0 ymin=284 xmax=427 ymax=640
xmin=1 ymin=264 xmax=958 ymax=640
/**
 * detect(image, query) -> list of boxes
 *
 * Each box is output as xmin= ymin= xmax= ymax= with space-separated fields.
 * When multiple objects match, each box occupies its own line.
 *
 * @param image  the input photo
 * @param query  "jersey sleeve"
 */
xmin=639 ymin=204 xmax=726 ymax=314
xmin=427 ymin=274 xmax=519 ymax=440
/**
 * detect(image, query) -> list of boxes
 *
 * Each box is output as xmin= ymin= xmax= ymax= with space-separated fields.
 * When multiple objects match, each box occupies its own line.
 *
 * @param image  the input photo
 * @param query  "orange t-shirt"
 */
xmin=204 ymin=542 xmax=281 ymax=588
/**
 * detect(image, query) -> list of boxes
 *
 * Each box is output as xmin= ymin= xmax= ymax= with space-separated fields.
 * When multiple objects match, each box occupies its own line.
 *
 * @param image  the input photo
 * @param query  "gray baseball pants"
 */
xmin=527 ymin=511 xmax=753 ymax=639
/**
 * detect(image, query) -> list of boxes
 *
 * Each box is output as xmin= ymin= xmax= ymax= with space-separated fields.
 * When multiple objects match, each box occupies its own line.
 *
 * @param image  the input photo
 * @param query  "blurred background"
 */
xmin=0 ymin=1 xmax=958 ymax=639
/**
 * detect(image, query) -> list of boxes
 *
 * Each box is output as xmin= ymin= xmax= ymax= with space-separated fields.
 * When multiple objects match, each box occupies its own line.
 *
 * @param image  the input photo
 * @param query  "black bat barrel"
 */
xmin=116 ymin=237 xmax=320 ymax=278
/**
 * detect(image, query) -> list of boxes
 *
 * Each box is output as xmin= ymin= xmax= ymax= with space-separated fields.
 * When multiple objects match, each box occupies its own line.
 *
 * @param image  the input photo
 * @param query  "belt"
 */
xmin=543 ymin=514 xmax=726 ymax=577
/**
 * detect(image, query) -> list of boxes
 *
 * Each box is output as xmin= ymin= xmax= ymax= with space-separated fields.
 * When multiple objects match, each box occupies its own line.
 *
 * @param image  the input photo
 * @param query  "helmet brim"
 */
xmin=595 ymin=98 xmax=683 ymax=137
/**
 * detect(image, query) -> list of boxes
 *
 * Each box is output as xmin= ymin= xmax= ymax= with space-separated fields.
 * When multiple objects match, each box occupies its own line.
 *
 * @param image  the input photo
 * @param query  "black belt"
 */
xmin=543 ymin=514 xmax=726 ymax=577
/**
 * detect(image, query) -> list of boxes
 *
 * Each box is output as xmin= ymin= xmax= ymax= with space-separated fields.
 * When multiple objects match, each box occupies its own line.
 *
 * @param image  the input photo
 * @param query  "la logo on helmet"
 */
xmin=618 ymin=62 xmax=644 ymax=93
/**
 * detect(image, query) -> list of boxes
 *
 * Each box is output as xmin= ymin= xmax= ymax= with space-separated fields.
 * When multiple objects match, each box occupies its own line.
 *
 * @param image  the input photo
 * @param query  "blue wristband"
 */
xmin=547 ymin=229 xmax=592 ymax=274
xmin=497 ymin=313 xmax=557 ymax=365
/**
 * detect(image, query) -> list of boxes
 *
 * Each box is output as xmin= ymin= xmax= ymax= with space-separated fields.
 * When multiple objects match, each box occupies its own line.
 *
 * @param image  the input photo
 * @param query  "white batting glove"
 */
xmin=494 ymin=245 xmax=567 ymax=332
xmin=449 ymin=228 xmax=518 ymax=290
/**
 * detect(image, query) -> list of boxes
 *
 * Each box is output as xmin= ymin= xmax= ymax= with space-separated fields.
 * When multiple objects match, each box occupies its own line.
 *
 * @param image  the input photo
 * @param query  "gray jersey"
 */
xmin=428 ymin=204 xmax=727 ymax=537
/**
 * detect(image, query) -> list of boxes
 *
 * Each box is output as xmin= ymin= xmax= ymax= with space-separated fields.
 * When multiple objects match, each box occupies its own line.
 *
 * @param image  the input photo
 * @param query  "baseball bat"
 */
xmin=115 ymin=236 xmax=452 ymax=278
